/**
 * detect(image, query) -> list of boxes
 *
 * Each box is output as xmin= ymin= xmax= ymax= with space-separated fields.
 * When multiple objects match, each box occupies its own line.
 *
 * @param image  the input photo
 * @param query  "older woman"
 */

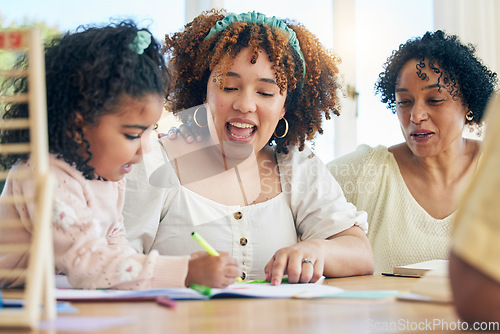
xmin=123 ymin=10 xmax=373 ymax=287
xmin=327 ymin=30 xmax=497 ymax=274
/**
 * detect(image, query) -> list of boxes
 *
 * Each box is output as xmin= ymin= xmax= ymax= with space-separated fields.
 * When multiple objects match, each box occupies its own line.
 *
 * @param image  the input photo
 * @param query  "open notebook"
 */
xmin=55 ymin=281 xmax=343 ymax=301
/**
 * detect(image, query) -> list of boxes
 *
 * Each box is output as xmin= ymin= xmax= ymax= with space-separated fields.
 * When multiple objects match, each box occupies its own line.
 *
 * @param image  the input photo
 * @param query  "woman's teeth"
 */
xmin=229 ymin=122 xmax=254 ymax=128
xmin=227 ymin=122 xmax=255 ymax=139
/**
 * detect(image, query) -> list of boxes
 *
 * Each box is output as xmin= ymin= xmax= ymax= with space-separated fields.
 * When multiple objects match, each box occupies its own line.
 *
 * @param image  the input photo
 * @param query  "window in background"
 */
xmin=0 ymin=0 xmax=185 ymax=44
xmin=354 ymin=0 xmax=433 ymax=152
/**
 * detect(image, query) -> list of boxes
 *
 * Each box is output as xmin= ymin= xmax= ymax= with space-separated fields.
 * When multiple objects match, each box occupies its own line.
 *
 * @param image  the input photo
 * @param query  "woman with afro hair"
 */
xmin=123 ymin=9 xmax=374 ymax=286
xmin=327 ymin=30 xmax=498 ymax=274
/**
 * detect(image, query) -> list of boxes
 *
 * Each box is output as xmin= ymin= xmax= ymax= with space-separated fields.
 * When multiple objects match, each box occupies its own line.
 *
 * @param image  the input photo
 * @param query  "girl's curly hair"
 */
xmin=164 ymin=9 xmax=342 ymax=154
xmin=1 ymin=21 xmax=169 ymax=179
xmin=375 ymin=30 xmax=497 ymax=124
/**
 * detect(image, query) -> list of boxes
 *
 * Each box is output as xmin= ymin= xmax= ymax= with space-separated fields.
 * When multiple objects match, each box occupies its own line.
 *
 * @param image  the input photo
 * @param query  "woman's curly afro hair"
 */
xmin=164 ymin=9 xmax=343 ymax=154
xmin=375 ymin=30 xmax=497 ymax=124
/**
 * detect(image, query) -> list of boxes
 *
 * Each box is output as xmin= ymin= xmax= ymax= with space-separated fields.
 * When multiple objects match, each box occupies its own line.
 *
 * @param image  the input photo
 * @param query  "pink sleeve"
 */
xmin=1 ymin=159 xmax=189 ymax=289
xmin=49 ymin=162 xmax=189 ymax=289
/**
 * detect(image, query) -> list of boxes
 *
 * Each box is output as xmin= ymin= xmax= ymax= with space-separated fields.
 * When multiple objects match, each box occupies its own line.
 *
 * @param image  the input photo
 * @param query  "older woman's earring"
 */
xmin=193 ymin=106 xmax=207 ymax=128
xmin=465 ymin=111 xmax=475 ymax=133
xmin=466 ymin=110 xmax=474 ymax=122
xmin=274 ymin=117 xmax=289 ymax=139
xmin=74 ymin=133 xmax=83 ymax=145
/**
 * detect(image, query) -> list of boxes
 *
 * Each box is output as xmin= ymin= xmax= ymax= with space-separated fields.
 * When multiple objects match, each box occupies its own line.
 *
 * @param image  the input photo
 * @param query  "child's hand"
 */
xmin=185 ymin=251 xmax=241 ymax=288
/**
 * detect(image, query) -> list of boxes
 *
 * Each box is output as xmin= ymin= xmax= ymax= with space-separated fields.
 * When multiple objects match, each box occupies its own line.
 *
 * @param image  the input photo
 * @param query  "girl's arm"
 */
xmin=40 ymin=158 xmax=190 ymax=290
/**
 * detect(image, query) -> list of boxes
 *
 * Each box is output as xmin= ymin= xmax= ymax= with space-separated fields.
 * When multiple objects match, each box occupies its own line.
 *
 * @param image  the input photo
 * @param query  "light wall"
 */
xmin=5 ymin=0 xmax=495 ymax=163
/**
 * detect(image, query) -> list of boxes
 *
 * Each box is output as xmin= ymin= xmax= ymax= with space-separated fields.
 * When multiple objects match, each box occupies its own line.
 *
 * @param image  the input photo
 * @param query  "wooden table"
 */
xmin=19 ymin=275 xmax=481 ymax=334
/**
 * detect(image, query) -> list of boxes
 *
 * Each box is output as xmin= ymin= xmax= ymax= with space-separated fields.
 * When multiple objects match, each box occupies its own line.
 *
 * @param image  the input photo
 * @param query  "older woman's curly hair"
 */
xmin=164 ymin=9 xmax=342 ymax=154
xmin=0 ymin=21 xmax=169 ymax=179
xmin=375 ymin=30 xmax=497 ymax=124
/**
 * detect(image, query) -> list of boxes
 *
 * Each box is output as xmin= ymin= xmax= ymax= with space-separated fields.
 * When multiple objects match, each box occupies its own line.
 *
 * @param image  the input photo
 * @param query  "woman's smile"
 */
xmin=206 ymin=47 xmax=286 ymax=157
xmin=226 ymin=120 xmax=257 ymax=142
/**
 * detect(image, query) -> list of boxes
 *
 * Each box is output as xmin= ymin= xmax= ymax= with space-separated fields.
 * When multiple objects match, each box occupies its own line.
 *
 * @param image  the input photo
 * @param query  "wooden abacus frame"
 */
xmin=0 ymin=28 xmax=56 ymax=329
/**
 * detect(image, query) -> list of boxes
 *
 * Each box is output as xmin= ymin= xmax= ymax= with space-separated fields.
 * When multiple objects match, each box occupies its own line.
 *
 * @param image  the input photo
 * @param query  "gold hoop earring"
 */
xmin=465 ymin=110 xmax=474 ymax=122
xmin=274 ymin=117 xmax=289 ymax=139
xmin=193 ymin=106 xmax=207 ymax=128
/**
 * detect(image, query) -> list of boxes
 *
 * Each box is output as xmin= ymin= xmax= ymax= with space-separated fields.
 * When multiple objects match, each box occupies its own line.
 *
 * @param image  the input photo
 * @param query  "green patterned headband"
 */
xmin=129 ymin=30 xmax=151 ymax=55
xmin=204 ymin=11 xmax=306 ymax=80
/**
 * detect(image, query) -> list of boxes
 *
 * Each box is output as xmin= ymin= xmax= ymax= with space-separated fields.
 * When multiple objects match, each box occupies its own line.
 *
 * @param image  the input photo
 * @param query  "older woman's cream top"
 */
xmin=327 ymin=145 xmax=453 ymax=274
xmin=123 ymin=141 xmax=368 ymax=281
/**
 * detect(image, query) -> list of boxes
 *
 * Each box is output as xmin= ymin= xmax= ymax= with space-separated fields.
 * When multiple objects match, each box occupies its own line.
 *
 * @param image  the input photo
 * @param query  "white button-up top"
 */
xmin=123 ymin=141 xmax=368 ymax=280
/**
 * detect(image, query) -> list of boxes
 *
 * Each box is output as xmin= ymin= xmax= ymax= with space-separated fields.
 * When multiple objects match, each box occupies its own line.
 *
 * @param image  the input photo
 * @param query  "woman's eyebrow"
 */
xmin=258 ymin=77 xmax=277 ymax=85
xmin=422 ymin=84 xmax=443 ymax=90
xmin=395 ymin=84 xmax=443 ymax=93
xmin=227 ymin=71 xmax=240 ymax=78
xmin=123 ymin=125 xmax=149 ymax=130
xmin=227 ymin=71 xmax=277 ymax=85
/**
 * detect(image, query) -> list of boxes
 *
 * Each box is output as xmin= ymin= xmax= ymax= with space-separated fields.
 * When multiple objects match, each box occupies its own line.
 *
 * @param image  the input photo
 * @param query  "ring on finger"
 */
xmin=302 ymin=258 xmax=314 ymax=265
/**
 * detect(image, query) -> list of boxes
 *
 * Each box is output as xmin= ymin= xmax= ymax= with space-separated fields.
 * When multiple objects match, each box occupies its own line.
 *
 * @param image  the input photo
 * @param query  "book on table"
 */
xmin=396 ymin=260 xmax=452 ymax=303
xmin=390 ymin=259 xmax=449 ymax=277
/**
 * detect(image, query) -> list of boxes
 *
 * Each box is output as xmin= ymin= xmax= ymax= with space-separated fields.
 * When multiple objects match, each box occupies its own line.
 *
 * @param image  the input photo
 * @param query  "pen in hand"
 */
xmin=191 ymin=231 xmax=243 ymax=282
xmin=191 ymin=231 xmax=219 ymax=256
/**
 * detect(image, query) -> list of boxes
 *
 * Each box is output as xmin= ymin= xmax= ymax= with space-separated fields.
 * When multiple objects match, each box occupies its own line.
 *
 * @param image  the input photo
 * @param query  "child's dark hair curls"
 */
xmin=375 ymin=30 xmax=497 ymax=124
xmin=164 ymin=9 xmax=342 ymax=154
xmin=1 ymin=20 xmax=169 ymax=179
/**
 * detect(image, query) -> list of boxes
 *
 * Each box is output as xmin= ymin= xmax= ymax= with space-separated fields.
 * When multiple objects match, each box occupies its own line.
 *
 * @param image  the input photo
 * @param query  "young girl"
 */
xmin=0 ymin=21 xmax=240 ymax=289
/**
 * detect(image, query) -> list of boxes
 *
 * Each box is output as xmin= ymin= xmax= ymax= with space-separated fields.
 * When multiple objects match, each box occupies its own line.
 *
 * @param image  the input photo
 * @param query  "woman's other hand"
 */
xmin=264 ymin=239 xmax=325 ymax=285
xmin=264 ymin=226 xmax=374 ymax=285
